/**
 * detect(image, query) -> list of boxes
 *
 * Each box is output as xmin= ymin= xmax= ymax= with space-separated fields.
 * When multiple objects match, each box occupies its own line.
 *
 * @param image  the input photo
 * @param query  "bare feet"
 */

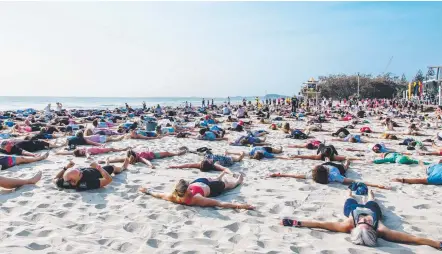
xmin=27 ymin=171 xmax=42 ymax=184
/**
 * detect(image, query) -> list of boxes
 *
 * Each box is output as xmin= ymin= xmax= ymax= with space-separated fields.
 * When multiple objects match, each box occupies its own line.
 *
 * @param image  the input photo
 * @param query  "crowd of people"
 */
xmin=1 ymin=97 xmax=442 ymax=251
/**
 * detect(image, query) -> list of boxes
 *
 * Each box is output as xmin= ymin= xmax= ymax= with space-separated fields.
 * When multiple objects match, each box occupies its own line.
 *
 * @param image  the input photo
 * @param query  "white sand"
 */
xmin=1 ymin=115 xmax=441 ymax=254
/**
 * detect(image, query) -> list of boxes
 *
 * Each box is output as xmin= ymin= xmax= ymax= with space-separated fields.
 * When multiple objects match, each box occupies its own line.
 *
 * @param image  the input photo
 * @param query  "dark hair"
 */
xmin=253 ymin=152 xmax=265 ymax=160
xmin=92 ymin=119 xmax=98 ymax=127
xmin=73 ymin=149 xmax=83 ymax=157
xmin=199 ymin=128 xmax=208 ymax=135
xmin=283 ymin=122 xmax=290 ymax=130
xmin=75 ymin=130 xmax=84 ymax=138
xmin=306 ymin=143 xmax=314 ymax=150
xmin=388 ymin=134 xmax=398 ymax=140
xmin=312 ymin=165 xmax=329 ymax=184
xmin=200 ymin=159 xmax=215 ymax=172
xmin=126 ymin=149 xmax=137 ymax=158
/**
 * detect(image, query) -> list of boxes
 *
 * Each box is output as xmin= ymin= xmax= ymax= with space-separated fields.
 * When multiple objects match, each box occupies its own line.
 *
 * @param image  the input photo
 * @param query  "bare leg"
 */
xmin=221 ymin=173 xmax=244 ymax=190
xmin=20 ymin=150 xmax=37 ymax=157
xmin=271 ymin=146 xmax=283 ymax=154
xmin=344 ymin=159 xmax=351 ymax=170
xmin=107 ymin=136 xmax=125 ymax=142
xmin=15 ymin=152 xmax=49 ymax=165
xmin=367 ymin=190 xmax=375 ymax=202
xmin=158 ymin=150 xmax=185 ymax=158
xmin=287 ymin=144 xmax=307 ymax=148
xmin=0 ymin=171 xmax=42 ymax=189
xmin=99 ymin=157 xmax=125 ymax=164
xmin=225 ymin=151 xmax=245 ymax=161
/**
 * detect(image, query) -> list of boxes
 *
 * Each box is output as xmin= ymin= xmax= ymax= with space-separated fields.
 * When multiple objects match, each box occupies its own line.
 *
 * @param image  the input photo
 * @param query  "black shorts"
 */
xmin=263 ymin=147 xmax=273 ymax=153
xmin=191 ymin=178 xmax=226 ymax=197
xmin=102 ymin=165 xmax=115 ymax=174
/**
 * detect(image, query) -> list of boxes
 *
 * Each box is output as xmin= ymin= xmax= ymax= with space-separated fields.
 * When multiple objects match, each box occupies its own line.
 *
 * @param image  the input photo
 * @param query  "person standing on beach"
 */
xmin=227 ymin=96 xmax=230 ymax=105
xmin=291 ymin=95 xmax=298 ymax=113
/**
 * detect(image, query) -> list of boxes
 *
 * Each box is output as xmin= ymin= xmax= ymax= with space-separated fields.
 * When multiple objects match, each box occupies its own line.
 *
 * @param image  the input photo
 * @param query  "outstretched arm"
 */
xmin=168 ymin=163 xmax=200 ymax=169
xmin=55 ymin=150 xmax=74 ymax=155
xmin=391 ymin=178 xmax=428 ymax=184
xmin=140 ymin=158 xmax=155 ymax=169
xmin=193 ymin=195 xmax=254 ymax=210
xmin=139 ymin=187 xmax=173 ymax=201
xmin=378 ymin=224 xmax=440 ymax=249
xmin=342 ymin=178 xmax=390 ymax=189
xmin=282 ymin=218 xmax=352 ymax=233
xmin=269 ymin=173 xmax=306 ymax=179
xmin=214 ymin=163 xmax=232 ymax=174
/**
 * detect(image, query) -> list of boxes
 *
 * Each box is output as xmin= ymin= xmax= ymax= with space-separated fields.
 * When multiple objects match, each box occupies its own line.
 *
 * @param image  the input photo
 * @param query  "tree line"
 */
xmin=316 ymin=68 xmax=434 ymax=99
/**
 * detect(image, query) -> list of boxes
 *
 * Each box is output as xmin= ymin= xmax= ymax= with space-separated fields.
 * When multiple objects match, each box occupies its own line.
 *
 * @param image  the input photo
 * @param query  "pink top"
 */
xmin=86 ymin=147 xmax=112 ymax=155
xmin=136 ymin=151 xmax=155 ymax=161
xmin=184 ymin=185 xmax=205 ymax=205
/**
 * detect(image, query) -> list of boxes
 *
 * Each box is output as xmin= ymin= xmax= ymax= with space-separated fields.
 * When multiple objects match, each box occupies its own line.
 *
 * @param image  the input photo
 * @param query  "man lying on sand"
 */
xmin=53 ymin=160 xmax=128 ymax=190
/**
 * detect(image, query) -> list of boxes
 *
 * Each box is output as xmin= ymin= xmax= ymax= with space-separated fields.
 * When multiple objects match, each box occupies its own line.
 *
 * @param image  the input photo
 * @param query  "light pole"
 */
xmin=357 ymin=72 xmax=360 ymax=98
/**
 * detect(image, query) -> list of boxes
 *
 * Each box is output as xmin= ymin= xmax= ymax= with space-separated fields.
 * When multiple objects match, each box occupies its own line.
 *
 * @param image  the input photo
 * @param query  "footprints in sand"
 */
xmin=26 ymin=242 xmax=50 ymax=250
xmin=413 ymin=204 xmax=431 ymax=210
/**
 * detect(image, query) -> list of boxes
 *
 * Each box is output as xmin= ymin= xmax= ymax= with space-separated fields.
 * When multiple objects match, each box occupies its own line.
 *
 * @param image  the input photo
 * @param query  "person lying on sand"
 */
xmin=249 ymin=146 xmax=294 ymax=160
xmin=345 ymin=143 xmax=395 ymax=154
xmin=168 ymin=151 xmax=245 ymax=174
xmin=287 ymin=140 xmax=322 ymax=150
xmin=331 ymin=133 xmax=367 ymax=143
xmin=0 ymin=171 xmax=42 ymax=189
xmin=0 ymin=152 xmax=49 ymax=170
xmin=229 ymin=135 xmax=269 ymax=146
xmin=105 ymin=147 xmax=187 ymax=169
xmin=53 ymin=160 xmax=127 ymax=191
xmin=56 ymin=146 xmax=130 ymax=158
xmin=0 ymin=139 xmax=63 ymax=157
xmin=139 ymin=172 xmax=254 ymax=210
xmin=281 ymin=190 xmax=441 ymax=250
xmin=392 ymin=160 xmax=442 ymax=185
xmin=289 ymin=144 xmax=362 ymax=162
xmin=269 ymin=160 xmax=389 ymax=189
xmin=127 ymin=129 xmax=161 ymax=140
xmin=372 ymin=153 xmax=429 ymax=165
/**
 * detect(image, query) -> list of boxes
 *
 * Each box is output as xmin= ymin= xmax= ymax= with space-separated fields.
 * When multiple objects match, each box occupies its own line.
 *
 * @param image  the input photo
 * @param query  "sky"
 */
xmin=0 ymin=2 xmax=441 ymax=98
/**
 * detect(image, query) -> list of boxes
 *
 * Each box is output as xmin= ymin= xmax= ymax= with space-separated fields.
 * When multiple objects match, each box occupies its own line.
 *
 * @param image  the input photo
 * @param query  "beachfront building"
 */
xmin=423 ymin=66 xmax=442 ymax=105
xmin=300 ymin=77 xmax=320 ymax=105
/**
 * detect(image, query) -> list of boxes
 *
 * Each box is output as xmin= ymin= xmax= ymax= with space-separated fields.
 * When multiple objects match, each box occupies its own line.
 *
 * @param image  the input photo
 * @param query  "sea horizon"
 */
xmin=0 ymin=94 xmax=289 ymax=111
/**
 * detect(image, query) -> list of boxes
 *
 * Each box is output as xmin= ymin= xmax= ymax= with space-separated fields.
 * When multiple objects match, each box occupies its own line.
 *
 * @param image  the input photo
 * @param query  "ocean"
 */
xmin=0 ymin=96 xmax=267 ymax=111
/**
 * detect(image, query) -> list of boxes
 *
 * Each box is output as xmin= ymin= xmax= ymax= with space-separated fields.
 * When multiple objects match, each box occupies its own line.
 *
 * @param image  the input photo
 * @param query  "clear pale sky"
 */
xmin=0 ymin=2 xmax=441 ymax=98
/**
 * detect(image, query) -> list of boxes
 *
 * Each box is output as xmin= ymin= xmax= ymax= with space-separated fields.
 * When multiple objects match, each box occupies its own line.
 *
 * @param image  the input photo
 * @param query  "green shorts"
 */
xmin=154 ymin=152 xmax=161 ymax=159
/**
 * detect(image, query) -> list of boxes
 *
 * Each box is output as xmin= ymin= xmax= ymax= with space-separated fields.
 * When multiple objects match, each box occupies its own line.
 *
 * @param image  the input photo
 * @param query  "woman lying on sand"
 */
xmin=168 ymin=151 xmax=245 ymax=174
xmin=0 ymin=139 xmax=63 ymax=156
xmin=249 ymin=146 xmax=294 ymax=160
xmin=56 ymin=146 xmax=130 ymax=158
xmin=332 ymin=134 xmax=367 ymax=143
xmin=281 ymin=190 xmax=441 ymax=249
xmin=289 ymin=144 xmax=362 ymax=162
xmin=392 ymin=161 xmax=442 ymax=185
xmin=269 ymin=160 xmax=389 ymax=189
xmin=229 ymin=135 xmax=269 ymax=146
xmin=372 ymin=153 xmax=429 ymax=165
xmin=0 ymin=171 xmax=42 ymax=189
xmin=128 ymin=130 xmax=161 ymax=140
xmin=139 ymin=172 xmax=254 ymax=210
xmin=345 ymin=143 xmax=395 ymax=154
xmin=0 ymin=152 xmax=48 ymax=170
xmin=53 ymin=161 xmax=127 ymax=190
xmin=105 ymin=148 xmax=187 ymax=169
xmin=287 ymin=140 xmax=322 ymax=150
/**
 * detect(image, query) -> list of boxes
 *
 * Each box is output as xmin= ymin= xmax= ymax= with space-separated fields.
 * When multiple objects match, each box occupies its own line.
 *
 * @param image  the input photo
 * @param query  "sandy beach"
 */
xmin=1 ymin=111 xmax=441 ymax=254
